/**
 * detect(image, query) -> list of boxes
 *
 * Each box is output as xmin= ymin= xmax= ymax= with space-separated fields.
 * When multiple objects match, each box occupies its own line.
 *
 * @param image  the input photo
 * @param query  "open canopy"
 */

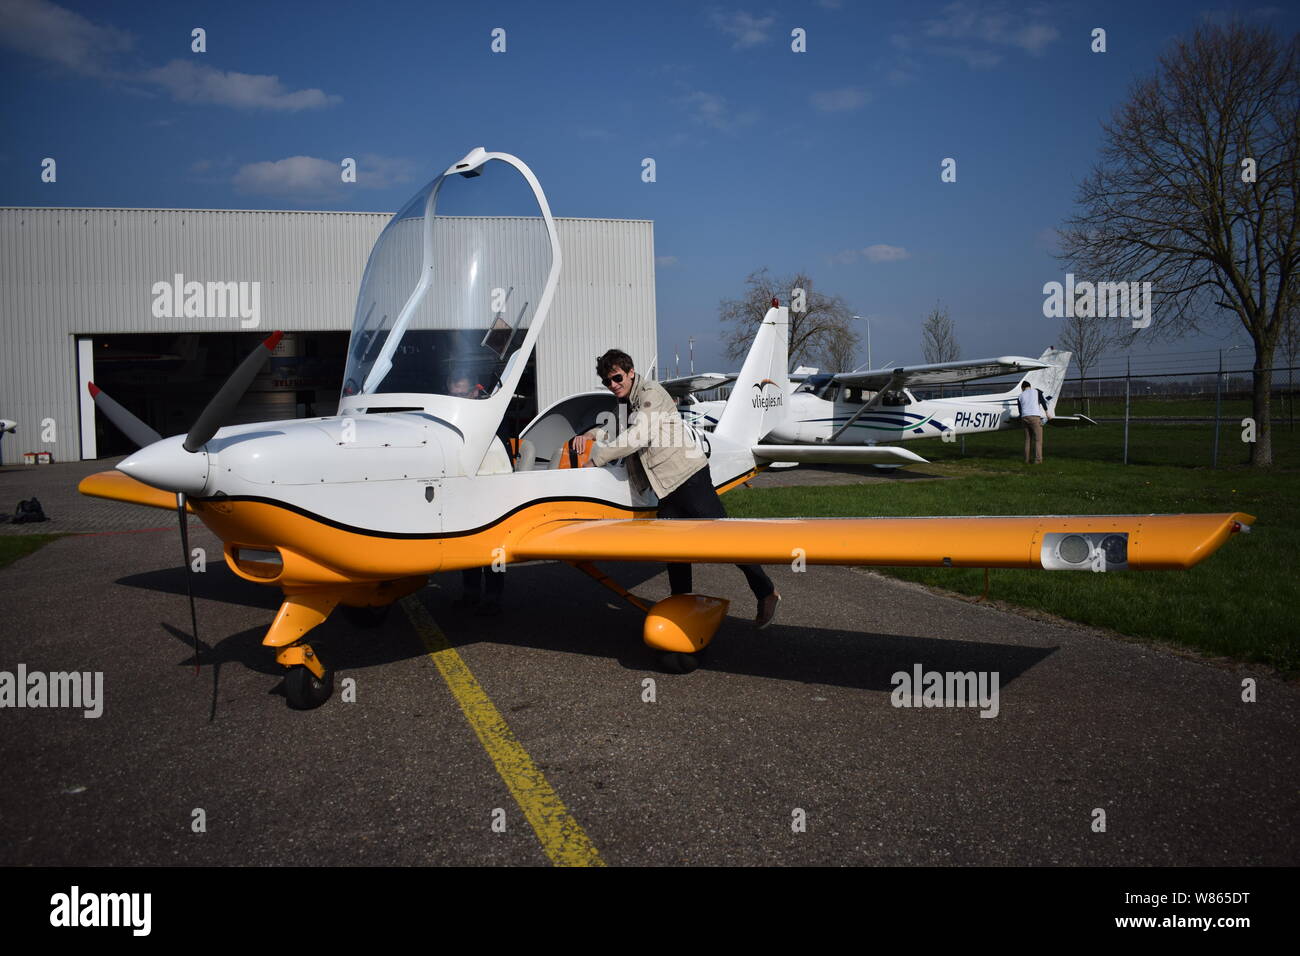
xmin=342 ymin=154 xmax=557 ymax=401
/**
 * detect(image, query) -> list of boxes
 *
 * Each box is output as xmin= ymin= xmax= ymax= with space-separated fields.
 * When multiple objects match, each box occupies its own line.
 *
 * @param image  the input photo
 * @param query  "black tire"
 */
xmin=284 ymin=665 xmax=334 ymax=709
xmin=342 ymin=604 xmax=391 ymax=629
xmin=658 ymin=651 xmax=700 ymax=674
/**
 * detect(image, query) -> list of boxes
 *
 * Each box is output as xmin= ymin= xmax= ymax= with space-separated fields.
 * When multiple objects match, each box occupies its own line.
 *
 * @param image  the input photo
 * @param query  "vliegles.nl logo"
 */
xmin=752 ymin=379 xmax=783 ymax=409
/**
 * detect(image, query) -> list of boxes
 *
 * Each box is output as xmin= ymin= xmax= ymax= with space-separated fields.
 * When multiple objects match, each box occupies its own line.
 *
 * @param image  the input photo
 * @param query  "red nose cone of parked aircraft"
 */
xmin=118 ymin=435 xmax=209 ymax=496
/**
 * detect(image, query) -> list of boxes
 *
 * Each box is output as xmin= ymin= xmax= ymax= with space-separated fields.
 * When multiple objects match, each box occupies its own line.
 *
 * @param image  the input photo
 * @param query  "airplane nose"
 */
xmin=118 ymin=435 xmax=210 ymax=495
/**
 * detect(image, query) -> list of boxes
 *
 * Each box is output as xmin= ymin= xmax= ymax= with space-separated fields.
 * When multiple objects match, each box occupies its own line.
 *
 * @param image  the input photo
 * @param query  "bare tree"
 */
xmin=1058 ymin=313 xmax=1112 ymax=414
xmin=920 ymin=303 xmax=961 ymax=363
xmin=1281 ymin=301 xmax=1299 ymax=428
xmin=821 ymin=328 xmax=859 ymax=372
xmin=1058 ymin=22 xmax=1299 ymax=467
xmin=719 ymin=267 xmax=859 ymax=368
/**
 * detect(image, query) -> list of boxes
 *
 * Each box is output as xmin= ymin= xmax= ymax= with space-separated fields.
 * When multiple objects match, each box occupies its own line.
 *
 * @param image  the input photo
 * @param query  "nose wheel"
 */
xmin=276 ymin=642 xmax=334 ymax=709
xmin=283 ymin=663 xmax=334 ymax=709
xmin=658 ymin=650 xmax=702 ymax=674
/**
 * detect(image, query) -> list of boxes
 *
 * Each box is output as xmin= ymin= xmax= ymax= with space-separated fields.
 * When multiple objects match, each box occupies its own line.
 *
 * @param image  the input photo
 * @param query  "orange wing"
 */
xmin=512 ymin=513 xmax=1254 ymax=571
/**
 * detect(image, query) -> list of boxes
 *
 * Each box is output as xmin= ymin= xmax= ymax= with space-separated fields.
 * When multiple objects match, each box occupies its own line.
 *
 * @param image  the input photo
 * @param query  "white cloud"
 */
xmin=0 ymin=2 xmax=344 ymax=112
xmin=817 ymin=0 xmax=844 ymax=9
xmin=234 ymin=156 xmax=341 ymax=201
xmin=145 ymin=60 xmax=341 ymax=111
xmin=710 ymin=10 xmax=775 ymax=49
xmin=656 ymin=255 xmax=679 ymax=267
xmin=679 ymin=89 xmax=759 ymax=131
xmin=921 ymin=2 xmax=1060 ymax=57
xmin=834 ymin=244 xmax=911 ymax=264
xmin=232 ymin=154 xmax=414 ymax=201
xmin=0 ymin=0 xmax=132 ymax=76
xmin=810 ymin=87 xmax=871 ymax=112
xmin=864 ymin=244 xmax=910 ymax=262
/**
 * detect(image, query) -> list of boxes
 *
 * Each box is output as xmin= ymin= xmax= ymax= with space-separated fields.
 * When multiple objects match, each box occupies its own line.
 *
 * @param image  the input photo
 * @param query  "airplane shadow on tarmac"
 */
xmin=117 ymin=556 xmax=1057 ymax=702
xmin=428 ymin=560 xmax=1057 ymax=694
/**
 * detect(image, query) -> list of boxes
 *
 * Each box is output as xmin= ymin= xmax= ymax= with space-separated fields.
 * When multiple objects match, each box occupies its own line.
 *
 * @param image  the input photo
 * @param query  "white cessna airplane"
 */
xmin=680 ymin=348 xmax=1092 ymax=448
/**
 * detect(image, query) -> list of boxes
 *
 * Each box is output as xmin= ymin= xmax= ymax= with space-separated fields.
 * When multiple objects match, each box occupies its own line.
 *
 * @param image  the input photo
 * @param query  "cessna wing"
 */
xmin=832 ymin=355 xmax=1049 ymax=391
xmin=513 ymin=513 xmax=1254 ymax=572
xmin=752 ymin=444 xmax=927 ymax=466
xmin=1049 ymin=414 xmax=1098 ymax=427
xmin=660 ymin=373 xmax=734 ymax=399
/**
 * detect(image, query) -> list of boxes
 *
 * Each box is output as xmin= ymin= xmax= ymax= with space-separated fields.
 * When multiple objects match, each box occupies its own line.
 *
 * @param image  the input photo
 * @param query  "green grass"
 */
xmin=1054 ymin=395 xmax=1299 ymax=420
xmin=915 ymin=419 xmax=1300 ymax=470
xmin=0 ymin=533 xmax=66 ymax=570
xmin=1059 ymin=396 xmax=1255 ymax=418
xmin=726 ymin=429 xmax=1300 ymax=676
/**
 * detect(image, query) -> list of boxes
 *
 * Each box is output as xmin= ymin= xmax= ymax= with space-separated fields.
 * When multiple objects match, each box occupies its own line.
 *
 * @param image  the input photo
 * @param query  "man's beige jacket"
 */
xmin=589 ymin=372 xmax=707 ymax=499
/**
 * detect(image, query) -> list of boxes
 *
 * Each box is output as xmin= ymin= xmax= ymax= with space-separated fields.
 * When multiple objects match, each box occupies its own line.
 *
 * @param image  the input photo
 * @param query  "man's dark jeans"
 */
xmin=657 ymin=467 xmax=774 ymax=600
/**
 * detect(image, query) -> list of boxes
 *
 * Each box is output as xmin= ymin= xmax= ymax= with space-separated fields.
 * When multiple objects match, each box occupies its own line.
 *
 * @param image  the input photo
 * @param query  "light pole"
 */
xmin=852 ymin=315 xmax=872 ymax=370
xmin=1212 ymin=344 xmax=1247 ymax=468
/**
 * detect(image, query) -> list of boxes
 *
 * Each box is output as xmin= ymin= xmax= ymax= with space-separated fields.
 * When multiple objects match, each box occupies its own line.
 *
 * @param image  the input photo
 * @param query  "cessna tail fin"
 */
xmin=714 ymin=304 xmax=790 ymax=444
xmin=1019 ymin=348 xmax=1072 ymax=415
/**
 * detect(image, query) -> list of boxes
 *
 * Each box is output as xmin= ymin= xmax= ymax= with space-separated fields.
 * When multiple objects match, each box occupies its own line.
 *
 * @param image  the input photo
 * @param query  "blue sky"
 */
xmin=1 ymin=0 xmax=1289 ymax=376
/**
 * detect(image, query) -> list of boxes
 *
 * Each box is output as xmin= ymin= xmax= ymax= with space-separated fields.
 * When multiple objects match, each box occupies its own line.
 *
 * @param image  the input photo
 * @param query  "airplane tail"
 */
xmin=713 ymin=304 xmax=790 ymax=444
xmin=1017 ymin=348 xmax=1072 ymax=415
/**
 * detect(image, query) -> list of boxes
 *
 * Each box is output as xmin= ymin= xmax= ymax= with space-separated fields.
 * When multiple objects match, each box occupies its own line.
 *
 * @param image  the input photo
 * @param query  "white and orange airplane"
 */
xmin=80 ymin=147 xmax=1254 ymax=708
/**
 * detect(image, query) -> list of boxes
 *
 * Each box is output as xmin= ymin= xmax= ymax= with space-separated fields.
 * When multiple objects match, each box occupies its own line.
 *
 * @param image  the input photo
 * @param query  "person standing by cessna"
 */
xmin=1018 ymin=380 xmax=1051 ymax=464
xmin=570 ymin=350 xmax=780 ymax=628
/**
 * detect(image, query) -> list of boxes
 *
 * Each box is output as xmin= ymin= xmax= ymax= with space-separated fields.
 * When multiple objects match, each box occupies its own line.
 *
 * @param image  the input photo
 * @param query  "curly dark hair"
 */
xmin=595 ymin=349 xmax=636 ymax=379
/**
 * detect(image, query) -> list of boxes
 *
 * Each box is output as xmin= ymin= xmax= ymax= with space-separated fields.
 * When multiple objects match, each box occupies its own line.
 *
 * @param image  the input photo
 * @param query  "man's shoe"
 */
xmin=755 ymin=592 xmax=781 ymax=629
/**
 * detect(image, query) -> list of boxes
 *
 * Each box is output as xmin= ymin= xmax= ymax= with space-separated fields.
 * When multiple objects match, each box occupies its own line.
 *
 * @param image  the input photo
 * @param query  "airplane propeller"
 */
xmin=88 ymin=330 xmax=284 ymax=676
xmin=87 ymin=382 xmax=161 ymax=448
xmin=185 ymin=331 xmax=282 ymax=452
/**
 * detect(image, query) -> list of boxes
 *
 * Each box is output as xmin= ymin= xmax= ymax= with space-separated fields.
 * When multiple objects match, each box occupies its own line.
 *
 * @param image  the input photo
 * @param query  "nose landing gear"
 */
xmin=277 ymin=642 xmax=334 ymax=709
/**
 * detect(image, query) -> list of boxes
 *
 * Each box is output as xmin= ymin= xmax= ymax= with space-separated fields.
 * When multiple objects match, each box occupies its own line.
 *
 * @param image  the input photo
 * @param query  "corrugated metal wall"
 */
xmin=0 ymin=208 xmax=655 ymax=461
xmin=544 ymin=218 xmax=657 ymax=407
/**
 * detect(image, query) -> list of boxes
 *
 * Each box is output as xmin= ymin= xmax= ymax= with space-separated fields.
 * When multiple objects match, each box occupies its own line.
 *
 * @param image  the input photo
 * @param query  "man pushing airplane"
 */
xmin=570 ymin=349 xmax=781 ymax=628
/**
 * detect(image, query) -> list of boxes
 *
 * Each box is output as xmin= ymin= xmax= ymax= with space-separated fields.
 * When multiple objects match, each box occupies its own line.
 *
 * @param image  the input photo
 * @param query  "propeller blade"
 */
xmin=183 ymin=331 xmax=282 ymax=453
xmin=176 ymin=492 xmax=200 ymax=675
xmin=87 ymin=382 xmax=162 ymax=449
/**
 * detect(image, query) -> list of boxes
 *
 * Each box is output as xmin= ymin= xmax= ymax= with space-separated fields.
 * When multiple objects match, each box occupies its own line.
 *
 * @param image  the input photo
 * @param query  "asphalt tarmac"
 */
xmin=1 ymin=463 xmax=1296 ymax=866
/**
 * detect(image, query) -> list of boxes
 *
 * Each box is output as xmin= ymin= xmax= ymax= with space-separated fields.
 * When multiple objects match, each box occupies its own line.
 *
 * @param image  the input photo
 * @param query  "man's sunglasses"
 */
xmin=601 ymin=373 xmax=626 ymax=387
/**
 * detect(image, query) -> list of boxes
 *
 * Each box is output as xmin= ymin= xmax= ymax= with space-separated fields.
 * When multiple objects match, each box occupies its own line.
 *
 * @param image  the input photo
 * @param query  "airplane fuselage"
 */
xmin=111 ymin=401 xmax=760 ymax=592
xmin=685 ymin=391 xmax=1025 ymax=444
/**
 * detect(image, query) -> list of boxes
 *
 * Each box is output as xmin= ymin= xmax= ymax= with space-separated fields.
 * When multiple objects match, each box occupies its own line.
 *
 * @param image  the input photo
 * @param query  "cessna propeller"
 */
xmin=88 ymin=331 xmax=284 ymax=675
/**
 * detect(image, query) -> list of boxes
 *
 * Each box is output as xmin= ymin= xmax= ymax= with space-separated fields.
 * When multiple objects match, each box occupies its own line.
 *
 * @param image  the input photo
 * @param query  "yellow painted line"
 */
xmin=400 ymin=596 xmax=606 ymax=867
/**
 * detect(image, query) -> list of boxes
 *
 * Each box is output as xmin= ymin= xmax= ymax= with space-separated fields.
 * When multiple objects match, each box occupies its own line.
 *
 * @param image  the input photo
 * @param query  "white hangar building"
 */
xmin=0 ymin=207 xmax=657 ymax=463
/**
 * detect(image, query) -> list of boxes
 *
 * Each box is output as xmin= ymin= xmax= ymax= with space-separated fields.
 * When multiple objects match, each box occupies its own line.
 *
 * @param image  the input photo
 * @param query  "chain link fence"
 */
xmin=1048 ymin=364 xmax=1297 ymax=467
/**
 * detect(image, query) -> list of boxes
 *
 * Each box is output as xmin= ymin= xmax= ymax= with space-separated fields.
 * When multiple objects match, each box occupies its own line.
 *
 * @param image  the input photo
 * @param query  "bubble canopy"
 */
xmin=342 ymin=150 xmax=560 ymax=402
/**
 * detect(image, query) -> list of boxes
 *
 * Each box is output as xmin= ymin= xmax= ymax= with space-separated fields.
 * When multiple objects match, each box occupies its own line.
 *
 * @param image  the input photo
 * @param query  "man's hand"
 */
xmin=569 ymin=434 xmax=591 ymax=456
